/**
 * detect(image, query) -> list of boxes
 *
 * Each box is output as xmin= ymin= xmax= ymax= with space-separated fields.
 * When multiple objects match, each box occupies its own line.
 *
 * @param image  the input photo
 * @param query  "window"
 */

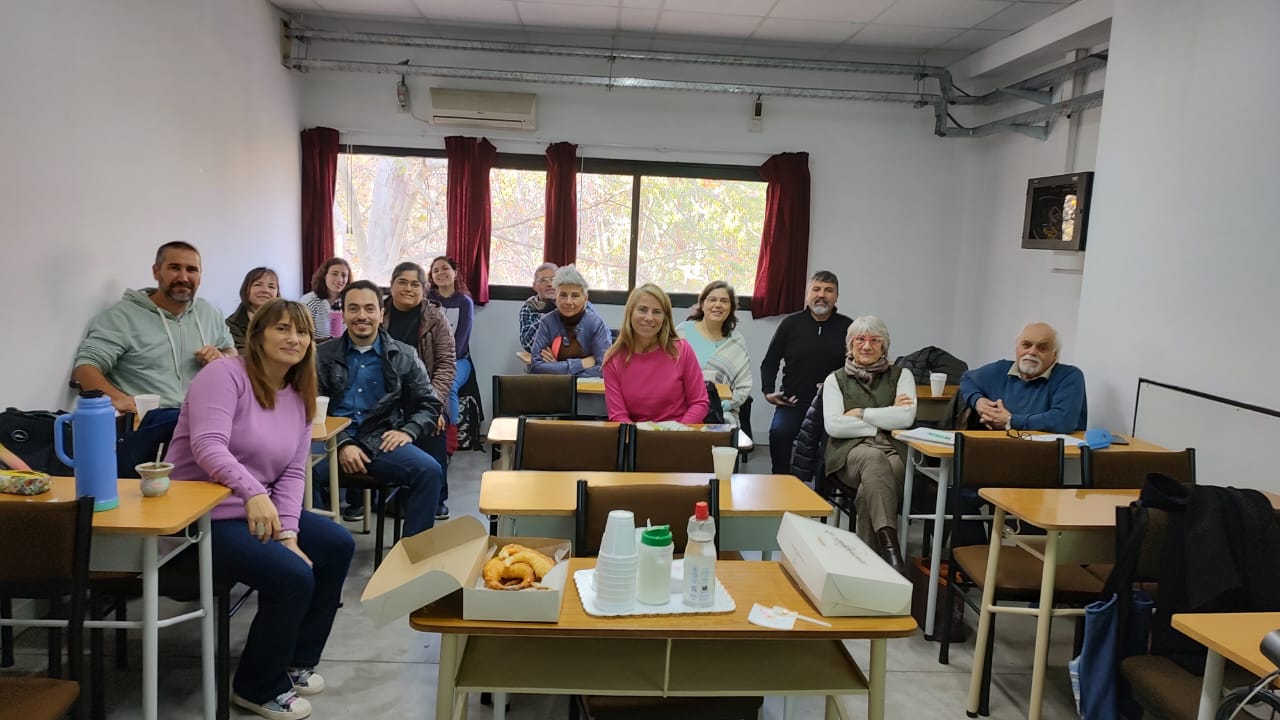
xmin=334 ymin=147 xmax=766 ymax=304
xmin=333 ymin=150 xmax=448 ymax=283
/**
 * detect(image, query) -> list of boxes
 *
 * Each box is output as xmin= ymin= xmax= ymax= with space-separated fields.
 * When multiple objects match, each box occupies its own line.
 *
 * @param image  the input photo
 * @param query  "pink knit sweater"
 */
xmin=603 ymin=339 xmax=710 ymax=423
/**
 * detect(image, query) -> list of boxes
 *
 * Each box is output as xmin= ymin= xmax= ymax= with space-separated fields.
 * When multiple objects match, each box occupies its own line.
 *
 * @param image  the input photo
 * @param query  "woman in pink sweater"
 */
xmin=166 ymin=299 xmax=353 ymax=720
xmin=603 ymin=284 xmax=710 ymax=423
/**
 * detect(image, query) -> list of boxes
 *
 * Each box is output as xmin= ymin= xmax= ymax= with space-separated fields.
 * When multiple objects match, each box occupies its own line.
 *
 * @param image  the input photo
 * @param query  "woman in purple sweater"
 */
xmin=167 ymin=299 xmax=353 ymax=720
xmin=603 ymin=283 xmax=709 ymax=423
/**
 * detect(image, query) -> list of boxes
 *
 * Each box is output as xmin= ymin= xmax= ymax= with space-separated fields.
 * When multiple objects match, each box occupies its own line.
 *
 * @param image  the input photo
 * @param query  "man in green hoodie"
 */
xmin=73 ymin=242 xmax=235 ymax=475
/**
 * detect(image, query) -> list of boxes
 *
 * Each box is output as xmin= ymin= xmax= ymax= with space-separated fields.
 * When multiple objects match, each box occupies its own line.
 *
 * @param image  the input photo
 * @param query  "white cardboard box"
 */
xmin=776 ymin=512 xmax=912 ymax=617
xmin=360 ymin=514 xmax=571 ymax=627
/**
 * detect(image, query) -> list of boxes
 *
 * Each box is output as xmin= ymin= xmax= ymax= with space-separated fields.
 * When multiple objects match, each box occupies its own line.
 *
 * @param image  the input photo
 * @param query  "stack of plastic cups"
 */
xmin=593 ymin=509 xmax=639 ymax=612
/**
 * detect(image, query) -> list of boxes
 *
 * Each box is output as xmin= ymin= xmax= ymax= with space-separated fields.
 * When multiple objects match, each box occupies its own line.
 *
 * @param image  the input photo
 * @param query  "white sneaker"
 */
xmin=288 ymin=667 xmax=326 ymax=696
xmin=232 ymin=689 xmax=312 ymax=720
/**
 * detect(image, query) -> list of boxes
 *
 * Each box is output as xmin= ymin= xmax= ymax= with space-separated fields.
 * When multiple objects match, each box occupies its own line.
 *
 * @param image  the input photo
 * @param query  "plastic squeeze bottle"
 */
xmin=682 ymin=501 xmax=717 ymax=608
xmin=637 ymin=525 xmax=674 ymax=605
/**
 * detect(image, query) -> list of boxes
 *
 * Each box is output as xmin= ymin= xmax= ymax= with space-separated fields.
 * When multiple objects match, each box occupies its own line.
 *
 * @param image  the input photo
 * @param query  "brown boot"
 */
xmin=875 ymin=527 xmax=907 ymax=576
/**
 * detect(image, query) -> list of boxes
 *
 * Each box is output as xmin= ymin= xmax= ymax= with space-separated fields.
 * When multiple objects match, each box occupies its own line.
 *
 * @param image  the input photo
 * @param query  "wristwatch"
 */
xmin=277 ymin=530 xmax=298 ymax=541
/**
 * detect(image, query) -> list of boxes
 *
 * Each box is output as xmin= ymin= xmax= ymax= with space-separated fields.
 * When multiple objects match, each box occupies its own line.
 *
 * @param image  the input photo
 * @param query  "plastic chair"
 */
xmin=629 ymin=426 xmax=734 ymax=473
xmin=514 ymin=418 xmax=626 ymax=472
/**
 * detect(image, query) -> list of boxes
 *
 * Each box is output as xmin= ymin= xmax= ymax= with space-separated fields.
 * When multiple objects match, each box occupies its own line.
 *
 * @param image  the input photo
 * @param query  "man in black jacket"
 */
xmin=315 ymin=280 xmax=444 ymax=536
xmin=761 ymin=271 xmax=853 ymax=474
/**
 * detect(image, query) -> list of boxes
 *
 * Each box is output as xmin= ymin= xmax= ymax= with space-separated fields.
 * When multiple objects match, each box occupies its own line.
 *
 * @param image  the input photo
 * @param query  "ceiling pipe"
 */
xmin=284 ymin=23 xmax=1106 ymax=139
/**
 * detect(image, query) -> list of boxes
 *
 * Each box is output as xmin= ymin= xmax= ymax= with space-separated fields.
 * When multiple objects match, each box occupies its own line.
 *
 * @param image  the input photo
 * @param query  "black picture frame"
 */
xmin=1020 ymin=171 xmax=1093 ymax=251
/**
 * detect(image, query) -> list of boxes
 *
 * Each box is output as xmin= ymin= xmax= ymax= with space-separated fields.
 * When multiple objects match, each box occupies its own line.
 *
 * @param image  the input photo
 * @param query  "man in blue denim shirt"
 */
xmin=315 ymin=281 xmax=443 ymax=536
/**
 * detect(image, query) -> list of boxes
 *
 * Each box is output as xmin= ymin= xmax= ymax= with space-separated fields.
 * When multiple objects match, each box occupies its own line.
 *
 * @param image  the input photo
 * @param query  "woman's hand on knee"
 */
xmin=280 ymin=537 xmax=312 ymax=567
xmin=245 ymin=494 xmax=281 ymax=543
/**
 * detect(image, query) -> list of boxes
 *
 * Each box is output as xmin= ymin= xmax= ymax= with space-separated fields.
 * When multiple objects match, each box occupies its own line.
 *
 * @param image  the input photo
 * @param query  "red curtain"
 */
xmin=751 ymin=152 xmax=811 ymax=319
xmin=300 ymin=127 xmax=340 ymax=291
xmin=445 ymin=136 xmax=497 ymax=304
xmin=543 ymin=142 xmax=578 ymax=266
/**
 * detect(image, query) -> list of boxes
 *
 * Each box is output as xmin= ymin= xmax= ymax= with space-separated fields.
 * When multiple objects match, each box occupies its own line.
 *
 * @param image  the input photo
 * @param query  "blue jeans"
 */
xmin=211 ymin=512 xmax=354 ymax=704
xmin=315 ymin=441 xmax=443 ymax=536
xmin=417 ymin=428 xmax=449 ymax=503
xmin=769 ymin=404 xmax=807 ymax=475
xmin=449 ymin=357 xmax=473 ymax=424
xmin=119 ymin=407 xmax=181 ymax=478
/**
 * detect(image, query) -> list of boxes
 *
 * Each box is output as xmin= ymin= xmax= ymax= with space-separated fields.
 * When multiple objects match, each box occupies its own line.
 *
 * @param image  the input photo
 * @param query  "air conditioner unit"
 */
xmin=428 ymin=88 xmax=538 ymax=131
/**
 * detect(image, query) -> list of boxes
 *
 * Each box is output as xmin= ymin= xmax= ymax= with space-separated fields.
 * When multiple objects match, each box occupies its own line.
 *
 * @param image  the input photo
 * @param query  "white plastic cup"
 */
xmin=711 ymin=446 xmax=737 ymax=482
xmin=599 ymin=510 xmax=637 ymax=556
xmin=929 ymin=373 xmax=948 ymax=397
xmin=314 ymin=396 xmax=330 ymax=427
xmin=134 ymin=394 xmax=161 ymax=421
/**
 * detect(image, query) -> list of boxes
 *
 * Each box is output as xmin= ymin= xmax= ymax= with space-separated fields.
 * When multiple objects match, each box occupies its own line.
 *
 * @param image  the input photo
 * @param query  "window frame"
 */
xmin=341 ymin=145 xmax=761 ymax=309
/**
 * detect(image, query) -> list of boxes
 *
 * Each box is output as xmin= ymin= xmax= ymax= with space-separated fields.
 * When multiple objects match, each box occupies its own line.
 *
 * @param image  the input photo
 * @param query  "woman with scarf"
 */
xmin=821 ymin=315 xmax=916 ymax=574
xmin=529 ymin=264 xmax=611 ymax=378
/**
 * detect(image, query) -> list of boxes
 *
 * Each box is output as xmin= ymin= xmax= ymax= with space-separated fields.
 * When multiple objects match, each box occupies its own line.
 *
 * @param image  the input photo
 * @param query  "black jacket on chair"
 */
xmin=893 ymin=345 xmax=968 ymax=384
xmin=789 ymin=386 xmax=826 ymax=485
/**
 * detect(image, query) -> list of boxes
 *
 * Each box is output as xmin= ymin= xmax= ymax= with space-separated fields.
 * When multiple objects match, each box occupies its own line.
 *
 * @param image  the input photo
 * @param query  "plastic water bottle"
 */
xmin=54 ymin=390 xmax=119 ymax=511
xmin=637 ymin=525 xmax=674 ymax=606
xmin=682 ymin=501 xmax=717 ymax=608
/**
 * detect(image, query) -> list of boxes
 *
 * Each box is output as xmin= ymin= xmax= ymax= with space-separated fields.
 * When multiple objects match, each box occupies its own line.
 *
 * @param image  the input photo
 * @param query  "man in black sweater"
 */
xmin=761 ymin=270 xmax=853 ymax=474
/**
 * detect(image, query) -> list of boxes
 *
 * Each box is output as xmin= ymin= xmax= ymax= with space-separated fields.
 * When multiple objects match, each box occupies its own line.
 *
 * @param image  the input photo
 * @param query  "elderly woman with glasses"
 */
xmin=821 ymin=315 xmax=916 ymax=574
xmin=529 ymin=264 xmax=612 ymax=378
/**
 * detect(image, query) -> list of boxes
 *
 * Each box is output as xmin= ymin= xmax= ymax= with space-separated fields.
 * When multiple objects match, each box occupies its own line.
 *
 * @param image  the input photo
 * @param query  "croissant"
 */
xmin=498 ymin=544 xmax=555 ymax=577
xmin=483 ymin=556 xmax=535 ymax=590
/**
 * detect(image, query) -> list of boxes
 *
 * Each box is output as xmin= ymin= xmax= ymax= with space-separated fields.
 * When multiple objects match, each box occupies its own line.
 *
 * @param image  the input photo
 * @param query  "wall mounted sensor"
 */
xmin=396 ymin=74 xmax=410 ymax=113
xmin=749 ymin=94 xmax=763 ymax=133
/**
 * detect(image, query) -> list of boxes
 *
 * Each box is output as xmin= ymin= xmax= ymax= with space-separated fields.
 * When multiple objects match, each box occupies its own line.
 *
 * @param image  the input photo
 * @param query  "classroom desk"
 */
xmin=968 ymin=488 xmax=1140 ymax=720
xmin=892 ymin=429 xmax=1166 ymax=639
xmin=304 ymin=416 xmax=351 ymax=521
xmin=480 ymin=470 xmax=832 ymax=554
xmin=411 ymin=559 xmax=917 ymax=720
xmin=0 ymin=477 xmax=229 ymax=720
xmin=576 ymin=377 xmax=732 ymax=400
xmin=1174 ymin=612 xmax=1280 ymax=720
xmin=914 ymin=384 xmax=957 ymax=425
xmin=486 ymin=416 xmax=754 ymax=471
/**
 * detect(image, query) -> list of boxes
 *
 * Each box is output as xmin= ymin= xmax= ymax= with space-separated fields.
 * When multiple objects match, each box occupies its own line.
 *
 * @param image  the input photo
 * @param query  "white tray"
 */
xmin=573 ymin=569 xmax=736 ymax=617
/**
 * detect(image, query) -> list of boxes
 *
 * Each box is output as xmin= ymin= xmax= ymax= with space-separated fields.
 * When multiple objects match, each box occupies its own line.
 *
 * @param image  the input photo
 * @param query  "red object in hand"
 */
xmin=550 ymin=336 xmax=563 ymax=359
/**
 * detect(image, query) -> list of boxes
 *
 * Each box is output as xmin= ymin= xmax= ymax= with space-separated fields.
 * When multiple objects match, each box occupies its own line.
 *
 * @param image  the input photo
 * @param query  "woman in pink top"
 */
xmin=603 ymin=283 xmax=710 ymax=423
xmin=166 ymin=299 xmax=353 ymax=720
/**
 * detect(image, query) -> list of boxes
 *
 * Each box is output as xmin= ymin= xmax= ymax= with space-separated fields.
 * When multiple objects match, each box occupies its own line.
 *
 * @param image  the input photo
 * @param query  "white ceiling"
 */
xmin=275 ymin=0 xmax=1078 ymax=61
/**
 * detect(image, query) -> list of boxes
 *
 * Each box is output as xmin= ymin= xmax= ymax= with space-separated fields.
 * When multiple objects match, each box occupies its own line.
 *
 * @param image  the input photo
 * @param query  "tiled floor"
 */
xmin=5 ymin=446 xmax=1083 ymax=719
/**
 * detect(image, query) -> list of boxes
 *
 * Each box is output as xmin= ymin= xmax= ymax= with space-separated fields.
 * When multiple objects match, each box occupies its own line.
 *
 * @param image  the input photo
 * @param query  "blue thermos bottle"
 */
xmin=54 ymin=390 xmax=119 ymax=511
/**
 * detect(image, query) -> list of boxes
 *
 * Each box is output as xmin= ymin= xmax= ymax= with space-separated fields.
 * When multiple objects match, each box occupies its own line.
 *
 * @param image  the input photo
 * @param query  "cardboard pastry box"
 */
xmin=776 ymin=512 xmax=912 ymax=617
xmin=361 ymin=514 xmax=571 ymax=626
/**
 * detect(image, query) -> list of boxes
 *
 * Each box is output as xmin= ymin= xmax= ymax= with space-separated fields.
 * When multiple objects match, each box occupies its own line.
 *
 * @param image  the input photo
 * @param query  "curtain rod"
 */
xmin=331 ymin=126 xmax=783 ymax=159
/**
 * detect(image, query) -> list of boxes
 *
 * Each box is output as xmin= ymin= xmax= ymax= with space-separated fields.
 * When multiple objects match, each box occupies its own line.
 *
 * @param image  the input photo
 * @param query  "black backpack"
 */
xmin=0 ymin=407 xmax=74 ymax=475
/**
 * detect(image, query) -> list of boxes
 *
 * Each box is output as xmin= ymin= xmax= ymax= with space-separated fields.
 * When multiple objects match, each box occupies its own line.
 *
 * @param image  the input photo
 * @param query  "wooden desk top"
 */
xmin=915 ymin=384 xmax=958 ymax=400
xmin=0 ymin=477 xmax=229 ymax=535
xmin=979 ymin=488 xmax=1280 ymax=530
xmin=480 ymin=471 xmax=830 ymax=518
xmin=410 ymin=558 xmax=916 ymax=639
xmin=577 ymin=377 xmax=732 ymax=401
xmin=892 ymin=429 xmax=1167 ymax=459
xmin=1172 ymin=612 xmax=1280 ymax=679
xmin=486 ymin=417 xmax=752 ymax=450
xmin=312 ymin=416 xmax=351 ymax=442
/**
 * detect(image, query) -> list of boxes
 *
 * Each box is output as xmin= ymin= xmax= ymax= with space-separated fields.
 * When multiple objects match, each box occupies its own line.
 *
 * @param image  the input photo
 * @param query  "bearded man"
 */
xmin=959 ymin=322 xmax=1087 ymax=433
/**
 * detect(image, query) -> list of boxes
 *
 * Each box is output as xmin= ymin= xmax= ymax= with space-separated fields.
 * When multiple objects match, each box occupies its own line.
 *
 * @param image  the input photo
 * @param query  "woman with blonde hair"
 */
xmin=603 ymin=283 xmax=709 ymax=424
xmin=166 ymin=299 xmax=354 ymax=720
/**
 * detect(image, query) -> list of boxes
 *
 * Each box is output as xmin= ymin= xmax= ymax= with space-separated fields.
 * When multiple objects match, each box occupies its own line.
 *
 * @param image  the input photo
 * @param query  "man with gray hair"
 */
xmin=959 ymin=322 xmax=1088 ymax=433
xmin=518 ymin=262 xmax=558 ymax=352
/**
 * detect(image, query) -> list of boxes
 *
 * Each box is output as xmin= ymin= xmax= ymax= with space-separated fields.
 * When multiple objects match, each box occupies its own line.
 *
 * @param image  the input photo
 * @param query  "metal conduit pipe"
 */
xmin=288 ymin=57 xmax=943 ymax=104
xmin=937 ymin=90 xmax=1104 ymax=138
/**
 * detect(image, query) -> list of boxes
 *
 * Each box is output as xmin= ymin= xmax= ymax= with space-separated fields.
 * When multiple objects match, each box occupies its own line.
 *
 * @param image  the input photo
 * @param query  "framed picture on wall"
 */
xmin=1021 ymin=171 xmax=1093 ymax=251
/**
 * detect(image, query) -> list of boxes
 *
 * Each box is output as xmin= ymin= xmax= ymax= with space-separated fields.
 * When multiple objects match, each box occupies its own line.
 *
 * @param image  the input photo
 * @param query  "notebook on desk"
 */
xmin=896 ymin=427 xmax=955 ymax=446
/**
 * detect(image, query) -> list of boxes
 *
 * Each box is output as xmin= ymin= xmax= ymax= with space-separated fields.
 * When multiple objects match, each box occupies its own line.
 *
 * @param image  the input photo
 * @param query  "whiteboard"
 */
xmin=1133 ymin=379 xmax=1280 ymax=493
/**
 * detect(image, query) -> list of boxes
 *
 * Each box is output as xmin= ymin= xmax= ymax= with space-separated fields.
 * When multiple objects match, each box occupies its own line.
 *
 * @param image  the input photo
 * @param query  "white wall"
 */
xmin=1075 ymin=0 xmax=1280 ymax=429
xmin=0 ymin=0 xmax=301 ymax=411
xmin=948 ymin=60 xmax=1106 ymax=367
xmin=298 ymin=59 xmax=975 ymax=433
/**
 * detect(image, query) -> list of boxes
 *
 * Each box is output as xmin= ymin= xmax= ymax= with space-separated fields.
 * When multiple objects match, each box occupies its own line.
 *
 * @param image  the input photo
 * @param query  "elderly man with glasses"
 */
xmin=518 ymin=262 xmax=559 ymax=353
xmin=959 ymin=322 xmax=1088 ymax=433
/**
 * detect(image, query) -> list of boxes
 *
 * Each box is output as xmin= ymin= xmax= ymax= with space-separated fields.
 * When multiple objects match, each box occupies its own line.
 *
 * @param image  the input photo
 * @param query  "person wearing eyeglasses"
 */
xmin=821 ymin=316 xmax=916 ymax=574
xmin=960 ymin=322 xmax=1087 ymax=433
xmin=518 ymin=262 xmax=559 ymax=353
